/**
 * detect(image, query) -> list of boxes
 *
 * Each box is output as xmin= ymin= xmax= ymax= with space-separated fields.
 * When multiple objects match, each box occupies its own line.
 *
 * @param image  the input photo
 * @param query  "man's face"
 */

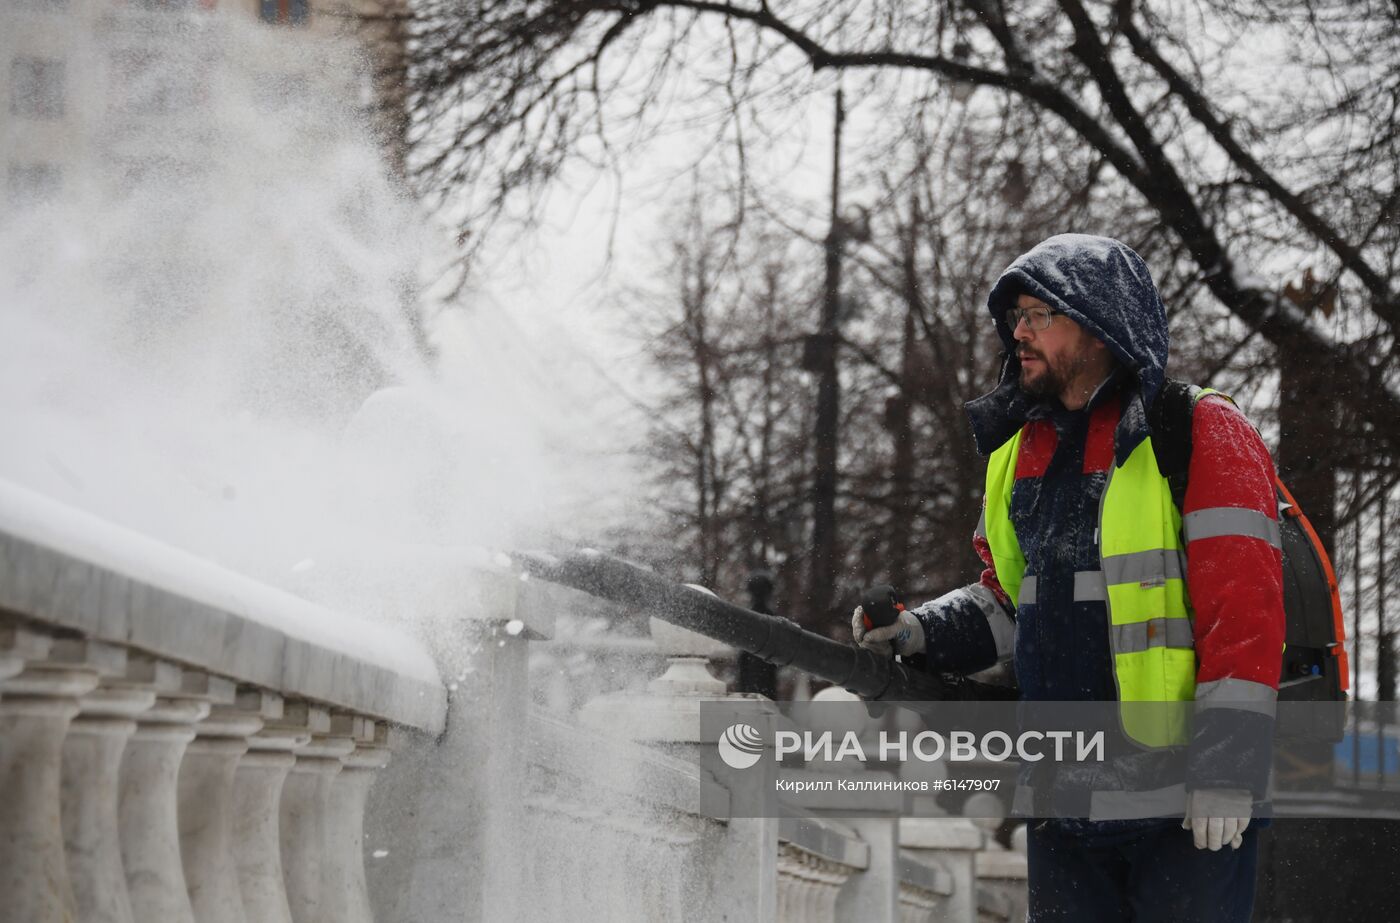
xmin=1011 ymin=294 xmax=1103 ymax=399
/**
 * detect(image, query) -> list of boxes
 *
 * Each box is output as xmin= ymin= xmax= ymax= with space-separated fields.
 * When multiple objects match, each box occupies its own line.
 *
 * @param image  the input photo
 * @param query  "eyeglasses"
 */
xmin=1006 ymin=305 xmax=1062 ymax=332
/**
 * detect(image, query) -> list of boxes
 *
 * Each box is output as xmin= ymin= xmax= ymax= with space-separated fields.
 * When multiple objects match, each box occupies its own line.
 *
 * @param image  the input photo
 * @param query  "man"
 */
xmin=852 ymin=235 xmax=1284 ymax=921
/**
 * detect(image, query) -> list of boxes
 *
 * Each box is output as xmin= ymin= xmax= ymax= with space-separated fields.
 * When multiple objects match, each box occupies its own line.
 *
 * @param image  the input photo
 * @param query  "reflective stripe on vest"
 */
xmin=982 ymin=390 xmax=1233 ymax=748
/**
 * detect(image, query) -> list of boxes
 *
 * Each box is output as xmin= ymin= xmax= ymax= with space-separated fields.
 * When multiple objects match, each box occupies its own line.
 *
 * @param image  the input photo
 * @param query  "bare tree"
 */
xmin=635 ymin=192 xmax=818 ymax=614
xmin=634 ymin=89 xmax=1166 ymax=626
xmin=831 ymin=92 xmax=1141 ymax=599
xmin=404 ymin=0 xmax=1399 ymax=509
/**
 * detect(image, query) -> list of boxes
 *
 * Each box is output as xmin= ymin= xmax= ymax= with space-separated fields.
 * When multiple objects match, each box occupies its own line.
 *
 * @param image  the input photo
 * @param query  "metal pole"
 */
xmin=808 ymin=85 xmax=845 ymax=626
xmin=738 ymin=571 xmax=779 ymax=697
xmin=1377 ymin=489 xmax=1387 ymax=787
xmin=1353 ymin=484 xmax=1362 ymax=787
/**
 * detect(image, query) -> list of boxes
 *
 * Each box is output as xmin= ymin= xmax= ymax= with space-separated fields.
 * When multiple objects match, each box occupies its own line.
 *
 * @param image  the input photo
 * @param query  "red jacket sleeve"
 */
xmin=1183 ymin=395 xmax=1286 ymax=692
xmin=1182 ymin=394 xmax=1286 ymax=796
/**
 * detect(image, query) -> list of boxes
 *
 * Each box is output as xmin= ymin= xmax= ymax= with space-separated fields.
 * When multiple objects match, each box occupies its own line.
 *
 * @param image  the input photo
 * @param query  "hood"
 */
xmin=965 ymin=234 xmax=1170 ymax=465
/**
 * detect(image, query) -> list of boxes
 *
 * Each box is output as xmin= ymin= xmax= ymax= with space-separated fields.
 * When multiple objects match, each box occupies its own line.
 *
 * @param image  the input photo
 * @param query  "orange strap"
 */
xmin=1276 ymin=477 xmax=1350 ymax=690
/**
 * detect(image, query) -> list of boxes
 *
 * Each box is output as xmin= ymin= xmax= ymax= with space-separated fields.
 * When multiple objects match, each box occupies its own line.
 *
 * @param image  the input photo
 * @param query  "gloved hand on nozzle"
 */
xmin=851 ymin=606 xmax=925 ymax=658
xmin=1182 ymin=789 xmax=1252 ymax=851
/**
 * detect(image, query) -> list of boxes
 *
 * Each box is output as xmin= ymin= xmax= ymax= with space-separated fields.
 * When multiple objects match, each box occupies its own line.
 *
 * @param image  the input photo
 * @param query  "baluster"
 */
xmin=280 ymin=706 xmax=355 ymax=923
xmin=63 ymin=686 xmax=155 ymax=923
xmin=120 ymin=690 xmax=210 ymax=923
xmin=802 ymin=858 xmax=823 ymax=921
xmin=179 ymin=706 xmax=264 ymax=923
xmin=118 ymin=663 xmax=235 ymax=923
xmin=322 ymin=716 xmax=391 ymax=923
xmin=0 ymin=621 xmax=100 ymax=923
xmin=776 ymin=854 xmax=793 ymax=922
xmin=232 ymin=690 xmax=306 ymax=923
xmin=60 ymin=638 xmax=155 ymax=923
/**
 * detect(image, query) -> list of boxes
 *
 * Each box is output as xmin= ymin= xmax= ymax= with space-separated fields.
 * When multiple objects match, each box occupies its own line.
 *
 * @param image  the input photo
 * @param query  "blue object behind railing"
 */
xmin=1335 ymin=731 xmax=1400 ymax=776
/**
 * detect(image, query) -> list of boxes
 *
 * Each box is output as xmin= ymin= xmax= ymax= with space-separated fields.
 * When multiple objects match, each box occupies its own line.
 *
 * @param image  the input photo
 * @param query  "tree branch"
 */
xmin=1116 ymin=0 xmax=1400 ymax=329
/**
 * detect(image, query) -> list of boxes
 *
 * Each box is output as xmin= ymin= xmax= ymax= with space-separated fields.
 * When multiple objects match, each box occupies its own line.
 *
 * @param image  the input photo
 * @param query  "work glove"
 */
xmin=1182 ymin=788 xmax=1252 ymax=851
xmin=851 ymin=606 xmax=926 ymax=658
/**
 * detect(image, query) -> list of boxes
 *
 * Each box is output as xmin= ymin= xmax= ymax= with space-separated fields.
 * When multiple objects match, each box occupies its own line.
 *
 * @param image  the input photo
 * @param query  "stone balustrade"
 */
xmin=974 ymin=837 xmax=1030 ymax=923
xmin=0 ymin=479 xmax=445 ymax=923
xmin=776 ymin=817 xmax=870 ymax=921
xmin=777 ymin=838 xmax=859 ymax=919
xmin=2 ymin=475 xmax=1028 ymax=921
xmin=363 ymin=584 xmax=1027 ymax=923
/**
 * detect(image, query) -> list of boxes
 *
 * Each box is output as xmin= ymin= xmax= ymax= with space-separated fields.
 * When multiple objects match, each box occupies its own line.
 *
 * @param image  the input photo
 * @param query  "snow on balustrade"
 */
xmin=0 ymin=477 xmax=444 ymax=730
xmin=0 ymin=476 xmax=445 ymax=923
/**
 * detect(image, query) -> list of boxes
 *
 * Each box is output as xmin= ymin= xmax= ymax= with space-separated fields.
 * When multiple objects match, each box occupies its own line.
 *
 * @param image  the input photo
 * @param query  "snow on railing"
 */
xmin=0 ymin=478 xmax=446 ymax=923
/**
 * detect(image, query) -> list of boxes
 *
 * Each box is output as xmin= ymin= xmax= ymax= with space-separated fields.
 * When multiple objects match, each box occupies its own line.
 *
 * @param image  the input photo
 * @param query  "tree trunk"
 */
xmin=1276 ymin=348 xmax=1340 ymax=559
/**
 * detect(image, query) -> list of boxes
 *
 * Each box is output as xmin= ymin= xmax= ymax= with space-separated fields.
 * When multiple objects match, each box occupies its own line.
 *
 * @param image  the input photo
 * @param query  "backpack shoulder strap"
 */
xmin=1148 ymin=378 xmax=1200 ymax=510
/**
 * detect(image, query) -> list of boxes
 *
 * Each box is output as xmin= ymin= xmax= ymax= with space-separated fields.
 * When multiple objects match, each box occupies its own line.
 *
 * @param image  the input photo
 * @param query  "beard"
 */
xmin=1017 ymin=346 xmax=1091 ymax=399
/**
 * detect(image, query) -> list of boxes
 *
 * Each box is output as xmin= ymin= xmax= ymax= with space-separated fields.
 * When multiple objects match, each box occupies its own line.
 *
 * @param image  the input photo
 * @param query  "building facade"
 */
xmin=1 ymin=0 xmax=410 ymax=210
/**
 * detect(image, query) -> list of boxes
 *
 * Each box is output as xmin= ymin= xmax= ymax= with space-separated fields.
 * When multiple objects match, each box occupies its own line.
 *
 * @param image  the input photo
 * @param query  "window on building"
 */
xmin=8 ymin=163 xmax=63 ymax=206
xmin=109 ymin=48 xmax=199 ymax=116
xmin=259 ymin=0 xmax=308 ymax=25
xmin=117 ymin=155 xmax=201 ymax=191
xmin=10 ymin=57 xmax=66 ymax=120
xmin=128 ymin=0 xmax=201 ymax=10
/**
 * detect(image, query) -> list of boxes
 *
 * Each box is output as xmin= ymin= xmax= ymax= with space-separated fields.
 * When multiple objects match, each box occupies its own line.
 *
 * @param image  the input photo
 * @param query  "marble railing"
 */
xmin=360 ymin=581 xmax=1020 ymax=923
xmin=0 ymin=480 xmax=446 ymax=923
xmin=777 ymin=837 xmax=857 ymax=919
xmin=1 ymin=474 xmax=1027 ymax=922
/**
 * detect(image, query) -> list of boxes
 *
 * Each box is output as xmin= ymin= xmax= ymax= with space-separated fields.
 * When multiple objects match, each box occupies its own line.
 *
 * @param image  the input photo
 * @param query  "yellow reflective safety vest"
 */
xmin=983 ymin=390 xmax=1225 ymax=748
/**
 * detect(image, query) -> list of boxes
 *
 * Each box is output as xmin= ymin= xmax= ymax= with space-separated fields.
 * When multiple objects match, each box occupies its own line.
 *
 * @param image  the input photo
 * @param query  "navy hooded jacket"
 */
xmin=908 ymin=234 xmax=1285 ymax=810
xmin=913 ymin=234 xmax=1172 ymax=701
